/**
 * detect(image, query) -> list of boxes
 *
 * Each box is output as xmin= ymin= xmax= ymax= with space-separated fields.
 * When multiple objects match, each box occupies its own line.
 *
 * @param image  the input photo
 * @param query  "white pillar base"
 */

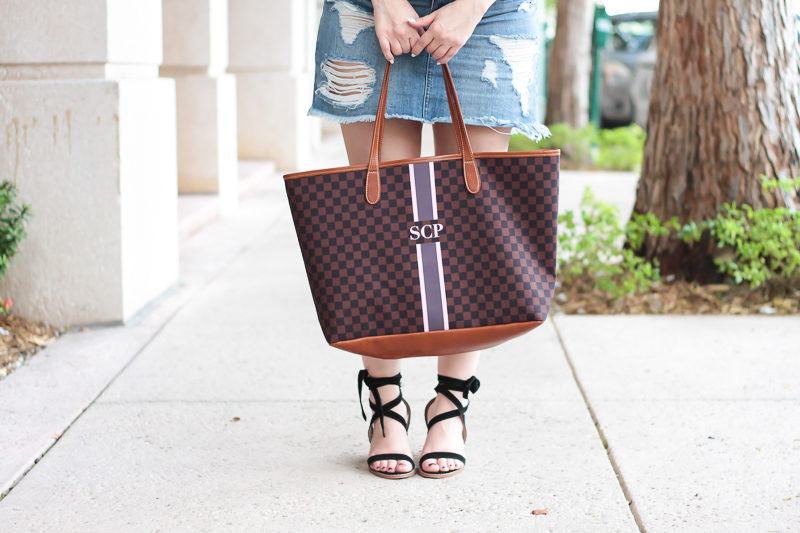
xmin=173 ymin=73 xmax=238 ymax=213
xmin=0 ymin=78 xmax=179 ymax=326
xmin=235 ymin=71 xmax=317 ymax=170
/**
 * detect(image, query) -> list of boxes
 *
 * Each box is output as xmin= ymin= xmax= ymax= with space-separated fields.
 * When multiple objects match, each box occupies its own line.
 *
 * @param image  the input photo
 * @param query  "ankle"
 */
xmin=430 ymin=391 xmax=456 ymax=411
xmin=368 ymin=383 xmax=399 ymax=396
xmin=368 ymin=384 xmax=402 ymax=410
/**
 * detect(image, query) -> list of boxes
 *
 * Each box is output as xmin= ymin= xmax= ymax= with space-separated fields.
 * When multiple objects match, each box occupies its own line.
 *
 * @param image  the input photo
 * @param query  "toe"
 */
xmin=438 ymin=458 xmax=449 ymax=472
xmin=446 ymin=459 xmax=455 ymax=470
xmin=454 ymin=459 xmax=463 ymax=470
xmin=424 ymin=459 xmax=439 ymax=472
xmin=386 ymin=459 xmax=397 ymax=473
xmin=396 ymin=460 xmax=412 ymax=473
xmin=374 ymin=460 xmax=386 ymax=471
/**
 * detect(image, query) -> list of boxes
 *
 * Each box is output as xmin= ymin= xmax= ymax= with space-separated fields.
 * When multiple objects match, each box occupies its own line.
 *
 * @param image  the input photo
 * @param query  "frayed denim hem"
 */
xmin=514 ymin=123 xmax=551 ymax=143
xmin=308 ymin=108 xmax=552 ymax=143
xmin=475 ymin=119 xmax=551 ymax=143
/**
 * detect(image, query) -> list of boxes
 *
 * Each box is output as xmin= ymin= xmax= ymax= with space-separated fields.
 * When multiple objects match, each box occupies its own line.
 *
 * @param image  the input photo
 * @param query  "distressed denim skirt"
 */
xmin=309 ymin=0 xmax=550 ymax=141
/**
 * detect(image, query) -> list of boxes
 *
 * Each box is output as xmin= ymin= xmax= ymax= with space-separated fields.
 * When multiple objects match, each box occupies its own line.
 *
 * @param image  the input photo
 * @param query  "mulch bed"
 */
xmin=0 ymin=314 xmax=65 ymax=380
xmin=554 ymin=278 xmax=800 ymax=315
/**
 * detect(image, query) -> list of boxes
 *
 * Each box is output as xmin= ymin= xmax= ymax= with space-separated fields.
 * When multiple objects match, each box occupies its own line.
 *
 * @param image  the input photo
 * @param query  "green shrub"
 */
xmin=558 ymin=187 xmax=662 ymax=297
xmin=557 ymin=176 xmax=800 ymax=296
xmin=678 ymin=176 xmax=800 ymax=287
xmin=595 ymin=125 xmax=647 ymax=171
xmin=704 ymin=202 xmax=800 ymax=286
xmin=511 ymin=122 xmax=645 ymax=171
xmin=513 ymin=123 xmax=595 ymax=167
xmin=0 ymin=180 xmax=31 ymax=284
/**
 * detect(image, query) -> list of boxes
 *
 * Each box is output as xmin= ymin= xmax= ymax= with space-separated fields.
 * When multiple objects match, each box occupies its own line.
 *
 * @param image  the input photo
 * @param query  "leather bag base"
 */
xmin=332 ymin=320 xmax=543 ymax=359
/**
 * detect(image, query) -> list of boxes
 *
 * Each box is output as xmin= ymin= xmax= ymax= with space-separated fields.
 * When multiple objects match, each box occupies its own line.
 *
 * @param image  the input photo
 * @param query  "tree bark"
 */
xmin=633 ymin=0 xmax=800 ymax=282
xmin=546 ymin=0 xmax=594 ymax=127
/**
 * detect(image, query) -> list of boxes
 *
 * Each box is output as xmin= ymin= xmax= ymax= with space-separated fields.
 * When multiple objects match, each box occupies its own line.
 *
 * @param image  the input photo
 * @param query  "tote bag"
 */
xmin=284 ymin=62 xmax=559 ymax=359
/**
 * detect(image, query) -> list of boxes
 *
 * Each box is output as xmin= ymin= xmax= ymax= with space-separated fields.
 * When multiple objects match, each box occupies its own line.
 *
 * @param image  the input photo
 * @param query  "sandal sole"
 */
xmin=416 ymin=466 xmax=465 ymax=479
xmin=369 ymin=468 xmax=417 ymax=479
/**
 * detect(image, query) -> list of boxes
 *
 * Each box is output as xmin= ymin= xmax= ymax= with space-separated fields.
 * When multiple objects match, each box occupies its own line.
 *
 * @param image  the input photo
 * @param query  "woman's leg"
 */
xmin=341 ymin=118 xmax=422 ymax=474
xmin=418 ymin=123 xmax=511 ymax=473
xmin=341 ymin=118 xmax=422 ymax=169
xmin=432 ymin=123 xmax=512 ymax=155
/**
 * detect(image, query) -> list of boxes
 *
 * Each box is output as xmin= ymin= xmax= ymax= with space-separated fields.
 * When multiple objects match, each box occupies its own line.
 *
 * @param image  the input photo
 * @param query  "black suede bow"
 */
xmin=462 ymin=376 xmax=481 ymax=398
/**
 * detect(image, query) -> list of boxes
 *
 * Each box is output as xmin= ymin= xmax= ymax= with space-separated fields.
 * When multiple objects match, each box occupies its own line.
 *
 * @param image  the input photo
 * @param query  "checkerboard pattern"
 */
xmin=285 ymin=165 xmax=422 ymax=343
xmin=435 ymin=157 xmax=559 ymax=330
xmin=284 ymin=154 xmax=559 ymax=345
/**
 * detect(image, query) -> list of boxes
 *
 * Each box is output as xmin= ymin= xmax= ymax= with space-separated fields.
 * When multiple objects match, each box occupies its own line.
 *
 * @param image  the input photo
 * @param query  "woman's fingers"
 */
xmin=408 ymin=0 xmax=487 ymax=63
xmin=407 ymin=12 xmax=436 ymax=29
xmin=428 ymin=43 xmax=448 ymax=61
xmin=390 ymin=39 xmax=403 ymax=57
xmin=382 ymin=2 xmax=478 ymax=63
xmin=378 ymin=35 xmax=394 ymax=63
xmin=402 ymin=36 xmax=414 ymax=54
xmin=411 ymin=29 xmax=434 ymax=57
xmin=437 ymin=47 xmax=458 ymax=65
xmin=372 ymin=1 xmax=423 ymax=61
xmin=376 ymin=26 xmax=419 ymax=62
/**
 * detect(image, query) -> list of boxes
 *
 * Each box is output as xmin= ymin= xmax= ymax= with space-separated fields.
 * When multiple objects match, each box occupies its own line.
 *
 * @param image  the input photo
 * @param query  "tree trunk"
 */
xmin=546 ymin=0 xmax=594 ymax=127
xmin=633 ymin=0 xmax=800 ymax=282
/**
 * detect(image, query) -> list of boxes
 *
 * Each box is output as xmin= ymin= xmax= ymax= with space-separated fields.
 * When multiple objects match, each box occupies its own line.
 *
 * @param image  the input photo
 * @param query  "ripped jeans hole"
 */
xmin=331 ymin=1 xmax=374 ymax=44
xmin=482 ymin=60 xmax=499 ymax=88
xmin=489 ymin=36 xmax=539 ymax=117
xmin=316 ymin=60 xmax=376 ymax=108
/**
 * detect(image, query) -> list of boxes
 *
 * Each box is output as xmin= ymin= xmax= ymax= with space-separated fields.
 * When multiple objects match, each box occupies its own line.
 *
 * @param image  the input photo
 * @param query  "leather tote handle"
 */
xmin=365 ymin=61 xmax=481 ymax=205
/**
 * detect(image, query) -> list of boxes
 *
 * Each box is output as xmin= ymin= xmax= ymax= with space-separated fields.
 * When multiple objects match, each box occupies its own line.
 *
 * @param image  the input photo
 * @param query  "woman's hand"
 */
xmin=408 ymin=0 xmax=494 ymax=65
xmin=372 ymin=0 xmax=424 ymax=63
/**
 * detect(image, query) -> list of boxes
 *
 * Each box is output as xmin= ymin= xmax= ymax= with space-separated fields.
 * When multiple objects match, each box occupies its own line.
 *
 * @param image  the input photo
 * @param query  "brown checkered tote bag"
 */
xmin=284 ymin=63 xmax=559 ymax=359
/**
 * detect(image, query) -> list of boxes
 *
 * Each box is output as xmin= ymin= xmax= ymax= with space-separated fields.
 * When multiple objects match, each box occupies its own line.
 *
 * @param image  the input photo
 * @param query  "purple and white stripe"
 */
xmin=409 ymin=162 xmax=449 ymax=332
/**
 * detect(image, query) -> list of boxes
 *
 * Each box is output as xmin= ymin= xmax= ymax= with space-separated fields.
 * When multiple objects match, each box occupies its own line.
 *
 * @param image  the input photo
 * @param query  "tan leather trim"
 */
xmin=331 ymin=321 xmax=544 ymax=359
xmin=441 ymin=64 xmax=480 ymax=194
xmin=365 ymin=62 xmax=392 ymax=204
xmin=283 ymin=149 xmax=561 ymax=181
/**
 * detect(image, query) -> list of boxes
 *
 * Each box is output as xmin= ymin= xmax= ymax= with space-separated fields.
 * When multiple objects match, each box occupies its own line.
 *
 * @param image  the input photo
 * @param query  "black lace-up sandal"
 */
xmin=417 ymin=374 xmax=481 ymax=479
xmin=357 ymin=370 xmax=416 ymax=479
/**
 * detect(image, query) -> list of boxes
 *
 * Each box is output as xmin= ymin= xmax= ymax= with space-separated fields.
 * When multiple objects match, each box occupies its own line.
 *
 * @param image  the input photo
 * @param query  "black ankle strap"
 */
xmin=426 ymin=374 xmax=480 ymax=429
xmin=357 ymin=370 xmax=403 ymax=438
xmin=435 ymin=375 xmax=480 ymax=400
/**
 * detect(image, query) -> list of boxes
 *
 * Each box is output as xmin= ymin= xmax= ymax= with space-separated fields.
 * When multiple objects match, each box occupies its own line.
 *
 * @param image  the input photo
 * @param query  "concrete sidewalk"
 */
xmin=0 ymin=167 xmax=798 ymax=532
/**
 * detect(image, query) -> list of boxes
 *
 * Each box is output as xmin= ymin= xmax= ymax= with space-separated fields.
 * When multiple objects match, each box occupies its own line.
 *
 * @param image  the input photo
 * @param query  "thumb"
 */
xmin=407 ymin=12 xmax=437 ymax=28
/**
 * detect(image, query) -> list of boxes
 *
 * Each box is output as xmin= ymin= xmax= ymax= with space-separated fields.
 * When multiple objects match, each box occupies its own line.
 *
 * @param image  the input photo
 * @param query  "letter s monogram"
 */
xmin=409 ymin=225 xmax=421 ymax=240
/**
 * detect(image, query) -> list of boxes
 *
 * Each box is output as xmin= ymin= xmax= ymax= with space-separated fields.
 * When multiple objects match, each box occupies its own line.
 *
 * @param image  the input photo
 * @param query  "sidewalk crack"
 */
xmin=550 ymin=316 xmax=647 ymax=533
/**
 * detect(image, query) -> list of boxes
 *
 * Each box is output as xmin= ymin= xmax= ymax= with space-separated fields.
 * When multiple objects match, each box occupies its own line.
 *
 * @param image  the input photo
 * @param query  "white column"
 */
xmin=227 ymin=0 xmax=320 ymax=170
xmin=161 ymin=0 xmax=238 ymax=213
xmin=0 ymin=0 xmax=179 ymax=327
